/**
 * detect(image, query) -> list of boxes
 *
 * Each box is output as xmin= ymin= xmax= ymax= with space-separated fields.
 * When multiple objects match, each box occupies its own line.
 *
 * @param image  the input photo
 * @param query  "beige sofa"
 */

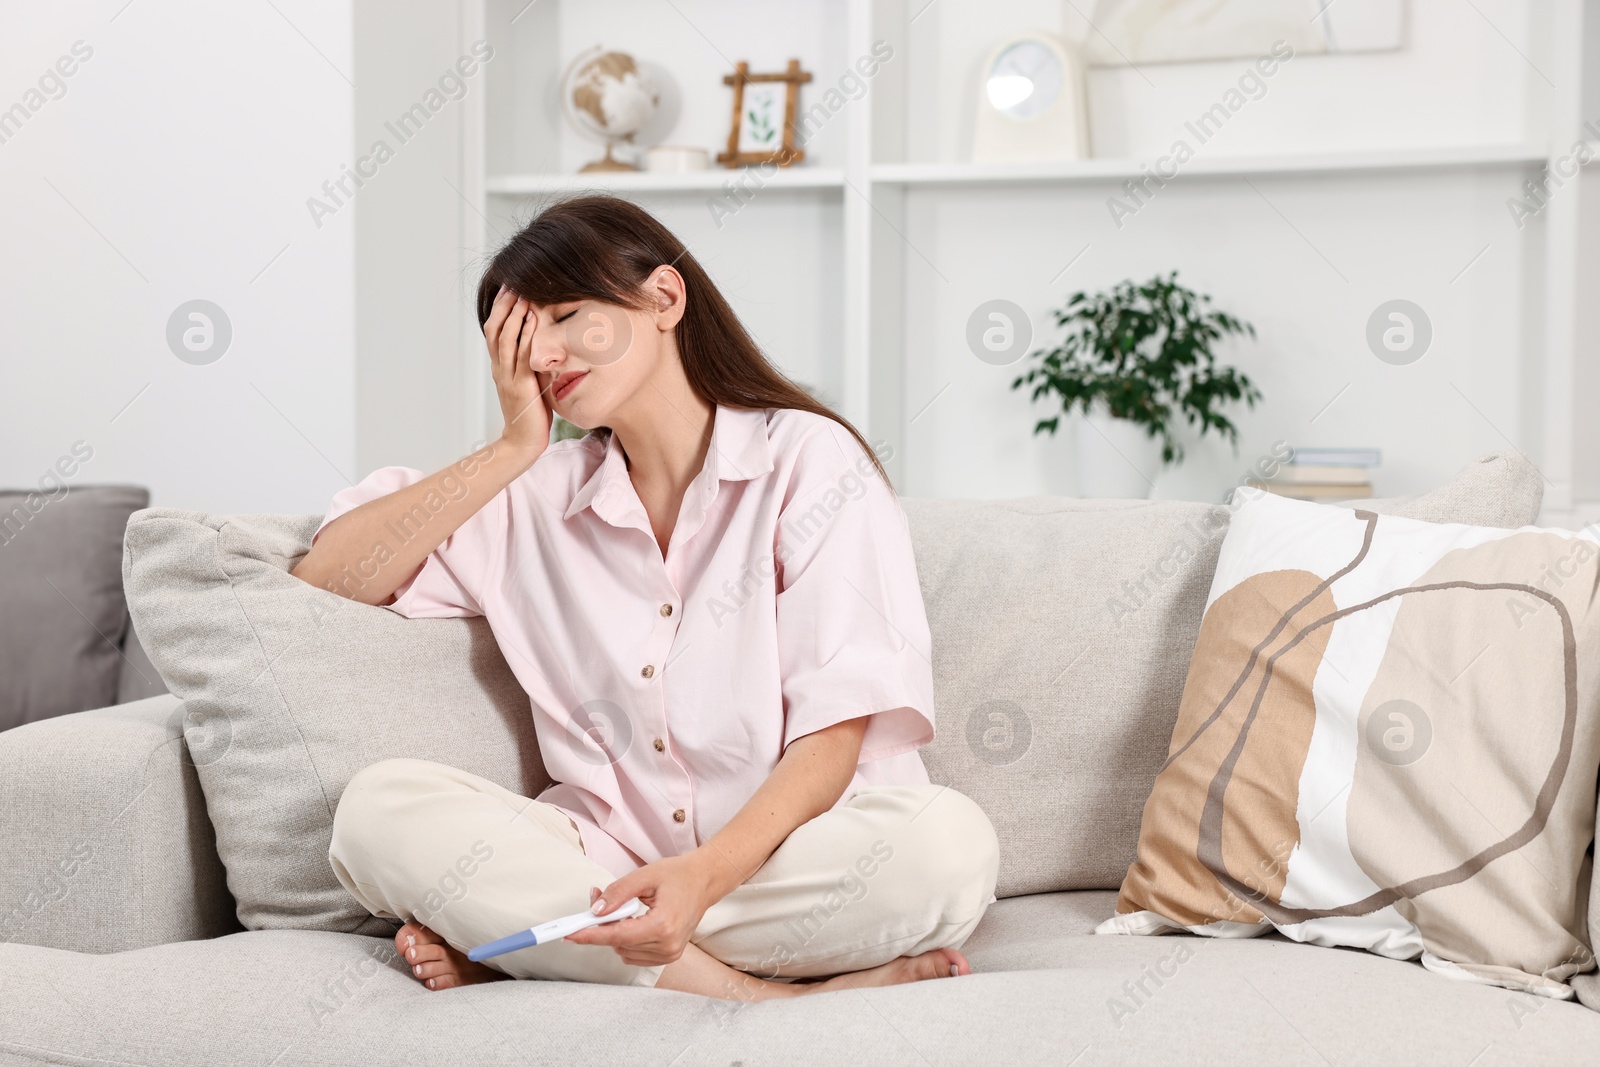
xmin=2 ymin=452 xmax=1596 ymax=1066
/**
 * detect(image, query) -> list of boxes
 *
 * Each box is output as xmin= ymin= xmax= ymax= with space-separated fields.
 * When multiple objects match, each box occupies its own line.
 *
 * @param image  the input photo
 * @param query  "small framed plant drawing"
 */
xmin=717 ymin=59 xmax=812 ymax=167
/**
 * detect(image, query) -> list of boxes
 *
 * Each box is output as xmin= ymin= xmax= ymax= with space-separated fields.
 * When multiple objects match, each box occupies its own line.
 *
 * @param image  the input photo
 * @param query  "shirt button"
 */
xmin=660 ymin=603 xmax=673 ymax=617
xmin=640 ymin=665 xmax=654 ymax=679
xmin=653 ymin=738 xmax=665 ymax=752
xmin=672 ymin=809 xmax=686 ymax=823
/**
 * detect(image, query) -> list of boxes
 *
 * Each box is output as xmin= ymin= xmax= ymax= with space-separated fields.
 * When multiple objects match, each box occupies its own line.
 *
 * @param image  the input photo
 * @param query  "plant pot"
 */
xmin=1075 ymin=410 xmax=1161 ymax=498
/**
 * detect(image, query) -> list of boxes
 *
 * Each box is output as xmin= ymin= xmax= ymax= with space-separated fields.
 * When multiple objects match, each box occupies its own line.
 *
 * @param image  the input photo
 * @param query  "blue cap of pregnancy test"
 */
xmin=467 ymin=928 xmax=542 ymax=962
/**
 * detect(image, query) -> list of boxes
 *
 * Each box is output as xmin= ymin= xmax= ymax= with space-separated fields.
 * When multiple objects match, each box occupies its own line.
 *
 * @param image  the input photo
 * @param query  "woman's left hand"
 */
xmin=562 ymin=851 xmax=724 ymax=967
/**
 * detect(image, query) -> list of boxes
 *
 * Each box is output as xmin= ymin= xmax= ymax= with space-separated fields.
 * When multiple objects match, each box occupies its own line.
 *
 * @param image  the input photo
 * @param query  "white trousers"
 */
xmin=328 ymin=758 xmax=1000 ymax=988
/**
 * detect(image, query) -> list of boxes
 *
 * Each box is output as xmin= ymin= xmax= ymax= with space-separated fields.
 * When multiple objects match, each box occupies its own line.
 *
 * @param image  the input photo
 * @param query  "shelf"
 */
xmin=463 ymin=0 xmax=1592 ymax=506
xmin=869 ymin=144 xmax=1547 ymax=187
xmin=485 ymin=167 xmax=847 ymax=196
xmin=485 ymin=146 xmax=1544 ymax=197
xmin=483 ymin=145 xmax=1544 ymax=198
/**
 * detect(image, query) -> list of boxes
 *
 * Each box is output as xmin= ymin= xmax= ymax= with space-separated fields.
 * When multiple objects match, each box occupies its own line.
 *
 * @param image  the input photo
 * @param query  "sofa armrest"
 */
xmin=0 ymin=693 xmax=242 ymax=952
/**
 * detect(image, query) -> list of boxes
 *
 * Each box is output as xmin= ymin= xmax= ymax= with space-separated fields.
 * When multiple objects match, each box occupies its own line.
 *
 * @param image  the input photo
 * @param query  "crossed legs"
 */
xmin=329 ymin=758 xmax=1000 ymax=998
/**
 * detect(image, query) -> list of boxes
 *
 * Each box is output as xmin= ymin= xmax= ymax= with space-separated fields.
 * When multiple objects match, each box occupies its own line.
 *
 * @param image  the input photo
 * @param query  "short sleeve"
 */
xmin=310 ymin=465 xmax=507 ymax=619
xmin=774 ymin=424 xmax=935 ymax=761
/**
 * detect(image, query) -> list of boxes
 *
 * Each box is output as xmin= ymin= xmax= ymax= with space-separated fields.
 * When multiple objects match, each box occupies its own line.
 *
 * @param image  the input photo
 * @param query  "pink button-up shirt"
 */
xmin=313 ymin=405 xmax=935 ymax=878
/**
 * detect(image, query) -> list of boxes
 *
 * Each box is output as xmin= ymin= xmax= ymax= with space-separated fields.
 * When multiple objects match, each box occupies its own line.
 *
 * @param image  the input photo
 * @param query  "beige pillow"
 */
xmin=1100 ymin=488 xmax=1600 ymax=998
xmin=1356 ymin=450 xmax=1545 ymax=526
xmin=908 ymin=451 xmax=1547 ymax=899
xmin=123 ymin=510 xmax=550 ymax=935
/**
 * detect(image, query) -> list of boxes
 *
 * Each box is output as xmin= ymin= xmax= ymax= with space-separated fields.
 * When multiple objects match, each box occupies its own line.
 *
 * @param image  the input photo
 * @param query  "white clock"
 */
xmin=972 ymin=32 xmax=1091 ymax=164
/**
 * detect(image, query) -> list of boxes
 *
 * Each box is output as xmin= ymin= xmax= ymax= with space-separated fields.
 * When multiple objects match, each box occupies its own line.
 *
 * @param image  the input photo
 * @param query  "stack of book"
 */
xmin=1263 ymin=447 xmax=1380 ymax=501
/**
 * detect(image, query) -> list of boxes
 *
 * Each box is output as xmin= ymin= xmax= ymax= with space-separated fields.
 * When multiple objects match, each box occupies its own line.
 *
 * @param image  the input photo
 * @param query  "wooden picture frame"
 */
xmin=717 ymin=59 xmax=812 ymax=168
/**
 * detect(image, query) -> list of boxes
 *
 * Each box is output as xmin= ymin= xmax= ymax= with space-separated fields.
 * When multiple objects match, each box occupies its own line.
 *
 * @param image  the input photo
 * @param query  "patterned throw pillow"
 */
xmin=1100 ymin=487 xmax=1600 ymax=998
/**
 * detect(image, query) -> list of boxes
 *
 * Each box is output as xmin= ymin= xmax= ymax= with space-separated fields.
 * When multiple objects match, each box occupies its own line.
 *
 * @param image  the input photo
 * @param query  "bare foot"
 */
xmin=801 ymin=947 xmax=972 ymax=995
xmin=707 ymin=953 xmax=966 ymax=1004
xmin=394 ymin=921 xmax=513 ymax=991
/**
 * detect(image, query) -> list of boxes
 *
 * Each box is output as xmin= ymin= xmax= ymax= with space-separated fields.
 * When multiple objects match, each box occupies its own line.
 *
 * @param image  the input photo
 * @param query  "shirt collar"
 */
xmin=564 ymin=404 xmax=773 ymax=526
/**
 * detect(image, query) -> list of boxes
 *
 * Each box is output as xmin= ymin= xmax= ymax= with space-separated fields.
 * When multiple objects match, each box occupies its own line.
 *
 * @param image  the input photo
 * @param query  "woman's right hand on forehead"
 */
xmin=484 ymin=284 xmax=552 ymax=459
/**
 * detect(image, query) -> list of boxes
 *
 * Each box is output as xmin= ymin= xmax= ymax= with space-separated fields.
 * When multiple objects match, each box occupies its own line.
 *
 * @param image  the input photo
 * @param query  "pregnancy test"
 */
xmin=467 ymin=897 xmax=647 ymax=962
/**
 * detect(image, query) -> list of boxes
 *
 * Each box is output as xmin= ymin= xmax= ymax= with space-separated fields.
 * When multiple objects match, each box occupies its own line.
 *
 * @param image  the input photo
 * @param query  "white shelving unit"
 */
xmin=463 ymin=0 xmax=1596 ymax=520
xmin=869 ymin=144 xmax=1548 ymax=186
xmin=484 ymin=167 xmax=847 ymax=195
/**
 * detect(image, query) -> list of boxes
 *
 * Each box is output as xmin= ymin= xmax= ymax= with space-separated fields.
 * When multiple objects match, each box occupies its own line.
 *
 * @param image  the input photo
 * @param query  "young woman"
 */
xmin=292 ymin=194 xmax=999 ymax=1001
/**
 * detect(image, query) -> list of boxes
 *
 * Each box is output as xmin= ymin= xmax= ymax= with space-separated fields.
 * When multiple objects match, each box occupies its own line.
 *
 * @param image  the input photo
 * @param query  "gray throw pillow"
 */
xmin=1 ymin=484 xmax=149 ymax=731
xmin=123 ymin=510 xmax=550 ymax=935
xmin=906 ymin=451 xmax=1546 ymax=898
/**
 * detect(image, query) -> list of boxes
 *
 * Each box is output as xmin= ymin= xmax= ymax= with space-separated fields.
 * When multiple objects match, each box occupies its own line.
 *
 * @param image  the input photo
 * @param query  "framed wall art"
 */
xmin=717 ymin=59 xmax=812 ymax=167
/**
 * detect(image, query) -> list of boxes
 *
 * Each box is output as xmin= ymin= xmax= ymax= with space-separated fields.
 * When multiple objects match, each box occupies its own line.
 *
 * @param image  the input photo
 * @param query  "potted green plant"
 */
xmin=1012 ymin=271 xmax=1261 ymax=498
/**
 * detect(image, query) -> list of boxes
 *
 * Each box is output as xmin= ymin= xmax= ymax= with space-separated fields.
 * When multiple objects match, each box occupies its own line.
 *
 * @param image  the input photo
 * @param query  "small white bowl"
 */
xmin=645 ymin=145 xmax=711 ymax=172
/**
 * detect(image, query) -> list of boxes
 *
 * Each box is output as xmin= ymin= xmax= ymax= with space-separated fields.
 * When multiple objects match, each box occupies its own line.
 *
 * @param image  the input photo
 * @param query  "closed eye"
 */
xmin=554 ymin=306 xmax=580 ymax=324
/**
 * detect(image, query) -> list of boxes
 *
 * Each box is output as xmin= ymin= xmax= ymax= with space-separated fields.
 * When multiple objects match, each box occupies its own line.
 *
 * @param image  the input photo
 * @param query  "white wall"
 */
xmin=353 ymin=0 xmax=486 ymax=476
xmin=1576 ymin=163 xmax=1600 ymax=504
xmin=2 ymin=0 xmax=1588 ymax=516
xmin=0 ymin=0 xmax=355 ymax=514
xmin=908 ymin=0 xmax=1536 ymax=163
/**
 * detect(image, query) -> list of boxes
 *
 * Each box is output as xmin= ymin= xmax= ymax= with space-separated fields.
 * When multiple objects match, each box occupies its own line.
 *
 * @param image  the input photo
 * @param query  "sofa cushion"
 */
xmin=1104 ymin=488 xmax=1600 ymax=997
xmin=122 ymin=510 xmax=550 ymax=936
xmin=2 ymin=912 xmax=1596 ymax=1066
xmin=906 ymin=452 xmax=1547 ymax=898
xmin=906 ymin=497 xmax=1232 ymax=898
xmin=0 ymin=483 xmax=148 ymax=730
xmin=959 ymin=889 xmax=1120 ymax=951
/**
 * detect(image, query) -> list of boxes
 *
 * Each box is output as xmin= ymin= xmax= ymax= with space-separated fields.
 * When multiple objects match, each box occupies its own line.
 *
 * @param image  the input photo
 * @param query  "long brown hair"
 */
xmin=474 ymin=194 xmax=888 ymax=483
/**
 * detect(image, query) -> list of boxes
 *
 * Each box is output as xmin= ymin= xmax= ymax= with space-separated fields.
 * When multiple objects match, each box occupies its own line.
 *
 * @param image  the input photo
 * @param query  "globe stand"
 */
xmin=579 ymin=143 xmax=639 ymax=173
